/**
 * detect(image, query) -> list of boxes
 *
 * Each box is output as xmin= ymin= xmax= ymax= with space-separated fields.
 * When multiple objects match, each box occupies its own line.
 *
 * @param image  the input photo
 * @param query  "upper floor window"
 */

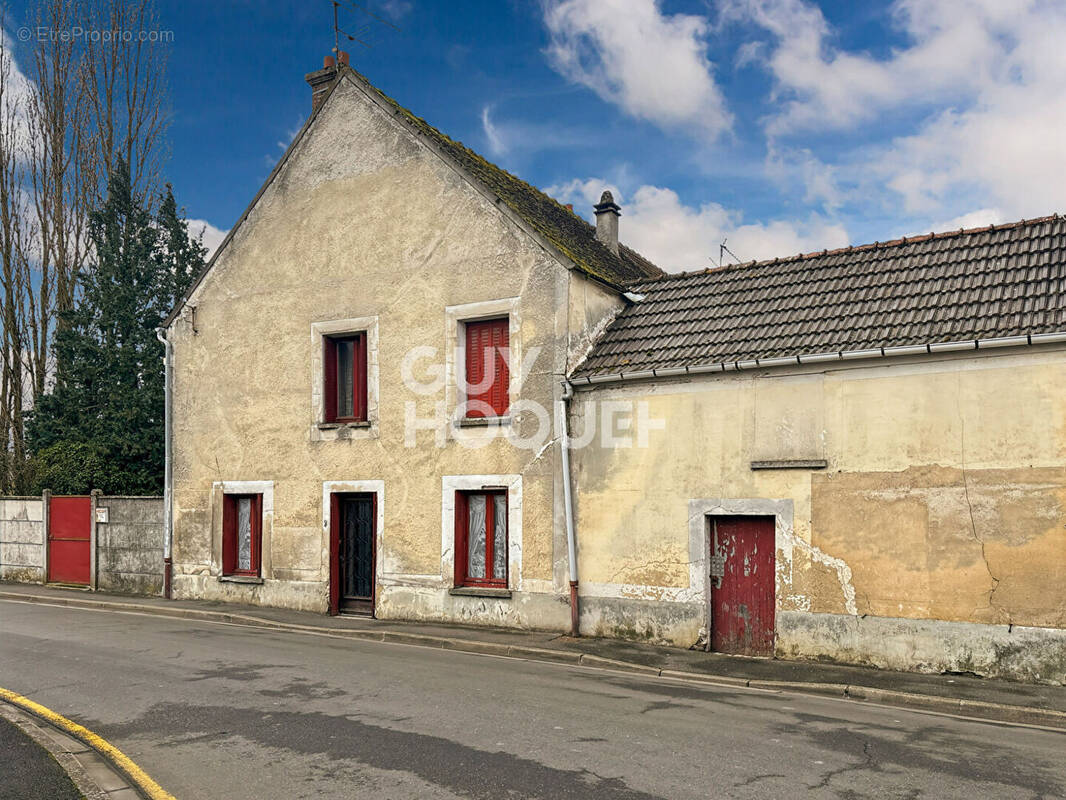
xmin=324 ymin=333 xmax=367 ymax=423
xmin=464 ymin=318 xmax=509 ymax=418
xmin=222 ymin=493 xmax=262 ymax=577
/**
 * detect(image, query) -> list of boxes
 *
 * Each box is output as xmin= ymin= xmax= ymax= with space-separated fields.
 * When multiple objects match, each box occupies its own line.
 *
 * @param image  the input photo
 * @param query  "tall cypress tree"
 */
xmin=156 ymin=182 xmax=208 ymax=314
xmin=27 ymin=161 xmax=204 ymax=494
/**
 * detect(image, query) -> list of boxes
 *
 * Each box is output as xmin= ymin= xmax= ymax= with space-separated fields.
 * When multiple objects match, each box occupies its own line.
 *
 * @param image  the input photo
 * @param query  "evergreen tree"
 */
xmin=156 ymin=182 xmax=208 ymax=313
xmin=27 ymin=161 xmax=205 ymax=494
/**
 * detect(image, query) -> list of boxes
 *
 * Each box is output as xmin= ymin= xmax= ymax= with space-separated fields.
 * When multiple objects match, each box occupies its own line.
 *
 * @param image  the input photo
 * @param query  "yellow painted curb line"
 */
xmin=0 ymin=687 xmax=176 ymax=800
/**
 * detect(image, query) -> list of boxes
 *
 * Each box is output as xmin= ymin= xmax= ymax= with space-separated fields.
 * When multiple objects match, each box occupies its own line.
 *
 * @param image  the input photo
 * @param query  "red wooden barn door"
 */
xmin=48 ymin=496 xmax=92 ymax=585
xmin=710 ymin=516 xmax=776 ymax=656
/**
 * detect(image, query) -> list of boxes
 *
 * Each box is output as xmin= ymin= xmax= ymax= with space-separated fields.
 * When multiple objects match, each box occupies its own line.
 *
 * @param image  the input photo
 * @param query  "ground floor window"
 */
xmin=454 ymin=490 xmax=507 ymax=587
xmin=223 ymin=493 xmax=262 ymax=576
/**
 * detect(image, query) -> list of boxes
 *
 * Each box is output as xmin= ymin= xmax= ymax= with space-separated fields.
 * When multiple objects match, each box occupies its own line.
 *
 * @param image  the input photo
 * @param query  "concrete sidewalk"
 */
xmin=3 ymin=582 xmax=1064 ymax=730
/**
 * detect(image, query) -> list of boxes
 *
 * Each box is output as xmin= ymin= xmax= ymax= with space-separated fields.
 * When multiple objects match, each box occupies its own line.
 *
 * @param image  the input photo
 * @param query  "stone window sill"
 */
xmin=317 ymin=421 xmax=372 ymax=430
xmin=455 ymin=416 xmax=511 ymax=428
xmin=449 ymin=586 xmax=512 ymax=599
xmin=219 ymin=574 xmax=264 ymax=585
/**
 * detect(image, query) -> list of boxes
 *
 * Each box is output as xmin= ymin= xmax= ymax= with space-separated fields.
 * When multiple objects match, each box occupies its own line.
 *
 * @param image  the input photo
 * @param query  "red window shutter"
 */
xmin=221 ymin=495 xmax=236 ymax=575
xmin=355 ymin=333 xmax=368 ymax=421
xmin=490 ymin=320 xmax=509 ymax=417
xmin=465 ymin=318 xmax=509 ymax=418
xmin=454 ymin=492 xmax=469 ymax=586
xmin=324 ymin=337 xmax=338 ymax=422
xmin=465 ymin=323 xmax=486 ymax=417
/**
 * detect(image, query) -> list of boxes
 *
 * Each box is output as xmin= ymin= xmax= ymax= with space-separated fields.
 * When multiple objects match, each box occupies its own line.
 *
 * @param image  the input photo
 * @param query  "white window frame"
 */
xmin=212 ymin=480 xmax=274 ymax=582
xmin=444 ymin=298 xmax=521 ymax=438
xmin=321 ymin=479 xmax=385 ymax=589
xmin=310 ymin=316 xmax=380 ymax=442
xmin=441 ymin=474 xmax=522 ymax=591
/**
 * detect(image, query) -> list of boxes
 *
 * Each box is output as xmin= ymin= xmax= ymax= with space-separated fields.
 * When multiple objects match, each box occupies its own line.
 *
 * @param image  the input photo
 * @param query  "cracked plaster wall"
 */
xmin=570 ymin=349 xmax=1066 ymax=663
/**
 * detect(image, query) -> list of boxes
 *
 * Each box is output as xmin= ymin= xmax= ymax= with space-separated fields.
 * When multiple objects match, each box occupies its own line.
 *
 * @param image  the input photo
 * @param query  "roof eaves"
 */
xmin=571 ymin=330 xmax=1066 ymax=385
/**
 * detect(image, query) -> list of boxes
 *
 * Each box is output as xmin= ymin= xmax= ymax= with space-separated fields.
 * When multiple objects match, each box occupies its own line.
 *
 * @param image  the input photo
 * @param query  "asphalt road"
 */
xmin=0 ymin=600 xmax=1063 ymax=800
xmin=0 ymin=715 xmax=83 ymax=800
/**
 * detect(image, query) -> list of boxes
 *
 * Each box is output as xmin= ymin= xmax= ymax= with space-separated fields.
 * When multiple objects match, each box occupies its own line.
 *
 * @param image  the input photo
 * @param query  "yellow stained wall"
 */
xmin=571 ymin=349 xmax=1066 ymax=636
xmin=168 ymin=75 xmax=621 ymax=622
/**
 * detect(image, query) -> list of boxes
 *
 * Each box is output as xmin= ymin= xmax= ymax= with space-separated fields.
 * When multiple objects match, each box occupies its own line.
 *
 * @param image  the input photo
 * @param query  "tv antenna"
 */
xmin=332 ymin=0 xmax=401 ymax=56
xmin=716 ymin=239 xmax=741 ymax=267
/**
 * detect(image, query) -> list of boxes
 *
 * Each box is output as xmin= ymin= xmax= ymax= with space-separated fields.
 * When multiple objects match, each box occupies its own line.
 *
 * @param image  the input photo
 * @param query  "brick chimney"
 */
xmin=305 ymin=53 xmax=347 ymax=114
xmin=593 ymin=190 xmax=621 ymax=255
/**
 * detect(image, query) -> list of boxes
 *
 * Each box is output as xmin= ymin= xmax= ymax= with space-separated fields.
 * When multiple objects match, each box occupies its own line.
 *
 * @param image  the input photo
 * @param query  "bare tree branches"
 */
xmin=0 ymin=0 xmax=170 ymax=491
xmin=83 ymin=0 xmax=170 ymax=205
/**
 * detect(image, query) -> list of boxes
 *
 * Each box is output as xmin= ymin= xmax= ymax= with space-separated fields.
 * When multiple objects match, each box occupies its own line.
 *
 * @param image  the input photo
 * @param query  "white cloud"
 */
xmin=481 ymin=106 xmax=505 ymax=156
xmin=728 ymin=0 xmax=1014 ymax=136
xmin=374 ymin=0 xmax=412 ymax=21
xmin=186 ymin=219 xmax=228 ymax=258
xmin=926 ymin=208 xmax=1003 ymax=234
xmin=480 ymin=104 xmax=588 ymax=158
xmin=731 ymin=0 xmax=1066 ymax=224
xmin=0 ymin=25 xmax=35 ymax=155
xmin=542 ymin=0 xmax=731 ymax=138
xmin=547 ymin=177 xmax=849 ymax=270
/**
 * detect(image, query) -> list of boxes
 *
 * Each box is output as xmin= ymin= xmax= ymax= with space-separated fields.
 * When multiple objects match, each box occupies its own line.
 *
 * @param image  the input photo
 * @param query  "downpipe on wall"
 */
xmin=559 ymin=379 xmax=579 ymax=636
xmin=155 ymin=328 xmax=173 ymax=599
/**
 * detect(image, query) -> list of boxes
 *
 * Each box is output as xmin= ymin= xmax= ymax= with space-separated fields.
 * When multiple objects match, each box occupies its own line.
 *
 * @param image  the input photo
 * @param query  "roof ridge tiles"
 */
xmin=633 ymin=214 xmax=1064 ymax=286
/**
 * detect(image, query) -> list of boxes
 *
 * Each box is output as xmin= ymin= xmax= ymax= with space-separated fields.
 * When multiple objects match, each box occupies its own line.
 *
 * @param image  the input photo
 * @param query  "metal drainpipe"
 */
xmin=559 ymin=379 xmax=579 ymax=636
xmin=155 ymin=328 xmax=173 ymax=599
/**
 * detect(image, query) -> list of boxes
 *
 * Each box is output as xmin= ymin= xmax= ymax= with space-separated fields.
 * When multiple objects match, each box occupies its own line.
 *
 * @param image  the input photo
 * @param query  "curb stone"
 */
xmin=0 ymin=700 xmax=141 ymax=800
xmin=3 ymin=590 xmax=1064 ymax=732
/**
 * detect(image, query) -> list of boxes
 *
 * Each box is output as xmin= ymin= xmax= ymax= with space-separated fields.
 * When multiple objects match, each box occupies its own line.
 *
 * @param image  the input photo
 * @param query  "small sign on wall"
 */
xmin=95 ymin=507 xmax=109 ymax=524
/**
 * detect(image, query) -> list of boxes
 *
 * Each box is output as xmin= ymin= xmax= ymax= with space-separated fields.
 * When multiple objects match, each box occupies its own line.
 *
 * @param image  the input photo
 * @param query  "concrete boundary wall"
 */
xmin=95 ymin=496 xmax=165 ymax=596
xmin=0 ymin=498 xmax=44 ymax=583
xmin=0 ymin=494 xmax=163 ymax=596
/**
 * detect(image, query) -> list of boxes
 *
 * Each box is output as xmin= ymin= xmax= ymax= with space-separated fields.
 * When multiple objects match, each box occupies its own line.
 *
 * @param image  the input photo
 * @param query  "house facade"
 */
xmin=164 ymin=59 xmax=1066 ymax=683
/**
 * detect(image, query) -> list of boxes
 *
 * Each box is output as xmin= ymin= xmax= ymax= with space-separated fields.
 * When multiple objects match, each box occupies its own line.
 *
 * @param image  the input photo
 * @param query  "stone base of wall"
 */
xmin=579 ymin=596 xmax=703 ymax=647
xmin=376 ymin=585 xmax=571 ymax=632
xmin=0 ymin=566 xmax=44 ymax=583
xmin=777 ymin=610 xmax=1066 ymax=685
xmin=98 ymin=572 xmax=163 ymax=596
xmin=172 ymin=573 xmax=328 ymax=613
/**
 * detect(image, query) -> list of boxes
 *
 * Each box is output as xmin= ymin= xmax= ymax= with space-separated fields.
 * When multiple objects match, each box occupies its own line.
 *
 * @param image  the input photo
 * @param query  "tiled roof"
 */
xmin=346 ymin=67 xmax=662 ymax=287
xmin=575 ymin=216 xmax=1066 ymax=379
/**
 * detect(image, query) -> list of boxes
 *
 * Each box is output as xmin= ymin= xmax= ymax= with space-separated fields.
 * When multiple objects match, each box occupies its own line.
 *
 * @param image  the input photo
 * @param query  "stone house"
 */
xmin=162 ymin=58 xmax=1066 ymax=683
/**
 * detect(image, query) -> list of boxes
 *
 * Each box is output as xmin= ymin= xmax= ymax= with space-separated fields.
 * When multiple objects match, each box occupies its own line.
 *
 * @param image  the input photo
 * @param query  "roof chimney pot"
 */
xmin=337 ymin=51 xmax=350 ymax=66
xmin=306 ymin=56 xmax=340 ymax=115
xmin=593 ymin=190 xmax=621 ymax=256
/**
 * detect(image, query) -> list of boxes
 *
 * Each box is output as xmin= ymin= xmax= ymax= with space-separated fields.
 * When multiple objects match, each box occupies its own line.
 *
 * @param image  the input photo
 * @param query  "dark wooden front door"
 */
xmin=330 ymin=494 xmax=375 ymax=616
xmin=48 ymin=496 xmax=92 ymax=585
xmin=710 ymin=516 xmax=775 ymax=656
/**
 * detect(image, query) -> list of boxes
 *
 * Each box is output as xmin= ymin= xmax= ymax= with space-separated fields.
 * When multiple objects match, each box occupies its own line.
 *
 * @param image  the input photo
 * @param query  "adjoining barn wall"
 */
xmin=569 ymin=346 xmax=1066 ymax=684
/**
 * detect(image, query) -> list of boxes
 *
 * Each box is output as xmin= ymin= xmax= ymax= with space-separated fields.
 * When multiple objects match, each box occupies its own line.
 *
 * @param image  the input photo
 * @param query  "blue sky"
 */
xmin=10 ymin=0 xmax=1066 ymax=271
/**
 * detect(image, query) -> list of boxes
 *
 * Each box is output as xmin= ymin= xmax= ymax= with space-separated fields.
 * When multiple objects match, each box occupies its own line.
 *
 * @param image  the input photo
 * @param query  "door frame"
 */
xmin=686 ymin=498 xmax=794 ymax=654
xmin=322 ymin=480 xmax=384 ymax=616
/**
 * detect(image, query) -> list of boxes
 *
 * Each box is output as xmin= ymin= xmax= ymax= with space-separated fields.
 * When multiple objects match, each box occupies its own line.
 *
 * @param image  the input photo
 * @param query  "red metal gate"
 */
xmin=710 ymin=516 xmax=775 ymax=656
xmin=47 ymin=496 xmax=92 ymax=585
